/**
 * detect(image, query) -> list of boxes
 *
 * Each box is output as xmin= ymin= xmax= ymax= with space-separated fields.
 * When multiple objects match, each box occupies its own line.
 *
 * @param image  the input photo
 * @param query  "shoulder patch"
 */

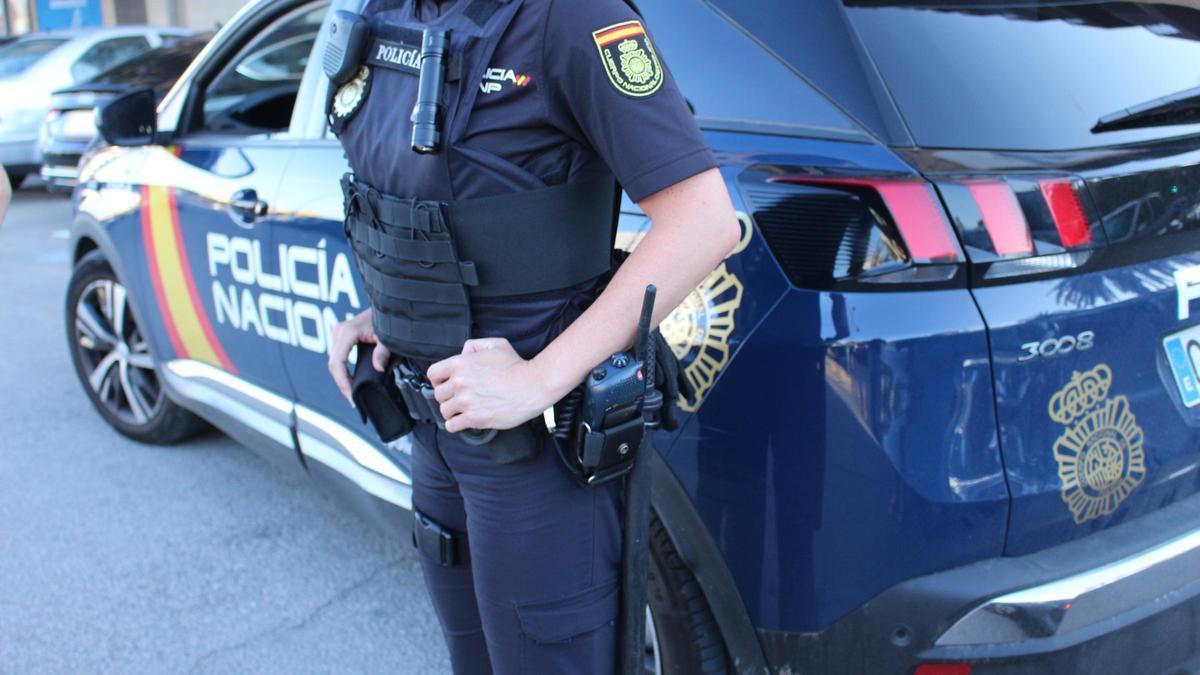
xmin=591 ymin=20 xmax=664 ymax=98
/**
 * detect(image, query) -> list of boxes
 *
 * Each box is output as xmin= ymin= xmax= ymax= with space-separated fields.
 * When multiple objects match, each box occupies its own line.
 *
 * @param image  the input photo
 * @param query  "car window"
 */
xmin=640 ymin=0 xmax=861 ymax=138
xmin=841 ymin=1 xmax=1200 ymax=150
xmin=0 ymin=38 xmax=67 ymax=77
xmin=89 ymin=39 xmax=206 ymax=91
xmin=72 ymin=36 xmax=152 ymax=83
xmin=200 ymin=2 xmax=327 ymax=136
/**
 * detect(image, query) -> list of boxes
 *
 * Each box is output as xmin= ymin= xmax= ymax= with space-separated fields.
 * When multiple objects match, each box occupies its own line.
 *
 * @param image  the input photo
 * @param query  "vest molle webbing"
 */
xmin=342 ymin=174 xmax=615 ymax=360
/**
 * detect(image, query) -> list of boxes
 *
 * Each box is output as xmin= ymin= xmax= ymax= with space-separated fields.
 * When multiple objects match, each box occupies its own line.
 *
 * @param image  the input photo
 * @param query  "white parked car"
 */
xmin=0 ymin=26 xmax=190 ymax=189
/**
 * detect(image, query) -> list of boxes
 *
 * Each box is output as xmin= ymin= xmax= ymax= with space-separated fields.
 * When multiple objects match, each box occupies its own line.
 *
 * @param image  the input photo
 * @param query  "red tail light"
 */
xmin=1038 ymin=178 xmax=1092 ymax=247
xmin=774 ymin=176 xmax=964 ymax=263
xmin=965 ymin=180 xmax=1033 ymax=256
xmin=876 ymin=181 xmax=962 ymax=261
xmin=936 ymin=173 xmax=1103 ymax=279
xmin=914 ymin=664 xmax=973 ymax=675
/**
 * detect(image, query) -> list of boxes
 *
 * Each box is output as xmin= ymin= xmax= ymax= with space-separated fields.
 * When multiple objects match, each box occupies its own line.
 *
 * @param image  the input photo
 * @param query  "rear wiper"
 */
xmin=1092 ymin=85 xmax=1200 ymax=134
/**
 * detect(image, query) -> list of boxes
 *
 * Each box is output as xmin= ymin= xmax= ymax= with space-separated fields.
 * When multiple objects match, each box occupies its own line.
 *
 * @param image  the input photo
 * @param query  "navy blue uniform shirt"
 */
xmin=459 ymin=0 xmax=716 ymax=201
xmin=345 ymin=0 xmax=717 ymax=354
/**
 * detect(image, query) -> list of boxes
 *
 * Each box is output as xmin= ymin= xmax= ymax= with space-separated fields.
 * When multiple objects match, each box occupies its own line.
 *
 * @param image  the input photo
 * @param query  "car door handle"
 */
xmin=228 ymin=188 xmax=269 ymax=225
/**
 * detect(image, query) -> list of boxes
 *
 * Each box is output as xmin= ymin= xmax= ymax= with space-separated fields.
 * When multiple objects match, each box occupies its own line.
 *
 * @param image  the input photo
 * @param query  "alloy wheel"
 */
xmin=73 ymin=278 xmax=163 ymax=425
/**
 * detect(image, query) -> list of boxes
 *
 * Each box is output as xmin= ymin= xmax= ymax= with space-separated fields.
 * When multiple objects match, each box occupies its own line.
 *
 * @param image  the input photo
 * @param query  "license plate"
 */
xmin=1163 ymin=324 xmax=1200 ymax=407
xmin=60 ymin=109 xmax=96 ymax=140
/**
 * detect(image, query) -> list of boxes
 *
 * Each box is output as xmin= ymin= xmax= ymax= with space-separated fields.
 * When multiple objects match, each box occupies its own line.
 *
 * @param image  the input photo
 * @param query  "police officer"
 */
xmin=326 ymin=0 xmax=740 ymax=671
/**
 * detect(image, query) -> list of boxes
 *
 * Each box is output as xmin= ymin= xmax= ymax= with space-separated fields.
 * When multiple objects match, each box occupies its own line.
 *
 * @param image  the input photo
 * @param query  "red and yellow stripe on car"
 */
xmin=140 ymin=184 xmax=237 ymax=374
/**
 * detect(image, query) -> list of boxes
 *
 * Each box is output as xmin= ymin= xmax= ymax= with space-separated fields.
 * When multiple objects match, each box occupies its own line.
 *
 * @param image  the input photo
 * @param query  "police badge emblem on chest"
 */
xmin=592 ymin=20 xmax=663 ymax=98
xmin=334 ymin=66 xmax=371 ymax=118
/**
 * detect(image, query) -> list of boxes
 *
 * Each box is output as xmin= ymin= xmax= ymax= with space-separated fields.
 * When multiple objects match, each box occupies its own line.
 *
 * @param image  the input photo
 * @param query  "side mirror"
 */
xmin=97 ymin=88 xmax=158 ymax=147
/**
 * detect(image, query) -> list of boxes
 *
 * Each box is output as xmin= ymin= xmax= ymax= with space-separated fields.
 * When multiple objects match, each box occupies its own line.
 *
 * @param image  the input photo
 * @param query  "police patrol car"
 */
xmin=65 ymin=0 xmax=1200 ymax=672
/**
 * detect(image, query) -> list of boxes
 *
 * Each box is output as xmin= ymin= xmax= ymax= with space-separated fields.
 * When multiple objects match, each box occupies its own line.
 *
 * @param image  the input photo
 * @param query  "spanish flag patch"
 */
xmin=592 ymin=20 xmax=664 ymax=98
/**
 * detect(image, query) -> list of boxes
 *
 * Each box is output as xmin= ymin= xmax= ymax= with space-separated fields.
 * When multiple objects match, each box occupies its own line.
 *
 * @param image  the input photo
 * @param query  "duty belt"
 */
xmin=341 ymin=174 xmax=616 ymax=361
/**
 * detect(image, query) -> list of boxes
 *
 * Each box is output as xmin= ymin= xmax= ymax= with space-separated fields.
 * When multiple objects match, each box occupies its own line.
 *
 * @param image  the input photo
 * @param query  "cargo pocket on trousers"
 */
xmin=516 ymin=578 xmax=620 ymax=673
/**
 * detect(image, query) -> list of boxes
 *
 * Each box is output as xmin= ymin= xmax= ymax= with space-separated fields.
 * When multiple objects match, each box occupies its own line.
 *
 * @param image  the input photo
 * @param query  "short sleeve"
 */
xmin=541 ymin=0 xmax=716 ymax=203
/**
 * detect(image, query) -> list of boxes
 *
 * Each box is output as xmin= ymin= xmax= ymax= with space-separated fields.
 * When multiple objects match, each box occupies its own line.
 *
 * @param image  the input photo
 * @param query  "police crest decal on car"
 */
xmin=591 ymin=20 xmax=663 ymax=97
xmin=658 ymin=215 xmax=752 ymax=411
xmin=1049 ymin=364 xmax=1147 ymax=524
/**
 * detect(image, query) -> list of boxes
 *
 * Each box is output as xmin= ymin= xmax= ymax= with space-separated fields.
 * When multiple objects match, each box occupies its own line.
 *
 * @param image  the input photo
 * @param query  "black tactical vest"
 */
xmin=331 ymin=0 xmax=617 ymax=362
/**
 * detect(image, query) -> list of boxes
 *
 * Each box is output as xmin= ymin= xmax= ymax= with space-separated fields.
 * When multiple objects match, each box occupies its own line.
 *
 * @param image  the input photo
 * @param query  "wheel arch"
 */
xmin=650 ymin=450 xmax=770 ymax=674
xmin=72 ymin=234 xmax=99 ymax=264
xmin=68 ymin=212 xmax=189 ymax=412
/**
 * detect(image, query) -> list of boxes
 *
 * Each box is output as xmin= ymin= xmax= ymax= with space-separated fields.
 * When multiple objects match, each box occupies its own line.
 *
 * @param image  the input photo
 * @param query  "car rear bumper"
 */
xmin=0 ymin=138 xmax=40 ymax=168
xmin=760 ymin=490 xmax=1200 ymax=674
xmin=41 ymin=154 xmax=82 ymax=189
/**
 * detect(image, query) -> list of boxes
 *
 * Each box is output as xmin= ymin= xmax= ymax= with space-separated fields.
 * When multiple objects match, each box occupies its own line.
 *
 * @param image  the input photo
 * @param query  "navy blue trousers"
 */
xmin=411 ymin=422 xmax=623 ymax=674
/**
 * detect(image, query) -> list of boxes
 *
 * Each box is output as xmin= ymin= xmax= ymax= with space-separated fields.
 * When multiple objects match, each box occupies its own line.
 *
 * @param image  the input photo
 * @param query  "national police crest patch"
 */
xmin=333 ymin=66 xmax=371 ymax=119
xmin=328 ymin=66 xmax=371 ymax=135
xmin=592 ymin=20 xmax=663 ymax=97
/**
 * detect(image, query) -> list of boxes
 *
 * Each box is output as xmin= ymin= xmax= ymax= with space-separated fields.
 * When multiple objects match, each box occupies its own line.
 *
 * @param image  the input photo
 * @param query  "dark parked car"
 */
xmin=67 ymin=0 xmax=1200 ymax=672
xmin=38 ymin=34 xmax=212 ymax=190
xmin=0 ymin=27 xmax=188 ymax=189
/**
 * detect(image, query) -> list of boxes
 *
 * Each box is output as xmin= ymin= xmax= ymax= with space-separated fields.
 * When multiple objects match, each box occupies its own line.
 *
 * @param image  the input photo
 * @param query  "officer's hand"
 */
xmin=327 ymin=308 xmax=391 ymax=403
xmin=428 ymin=338 xmax=550 ymax=433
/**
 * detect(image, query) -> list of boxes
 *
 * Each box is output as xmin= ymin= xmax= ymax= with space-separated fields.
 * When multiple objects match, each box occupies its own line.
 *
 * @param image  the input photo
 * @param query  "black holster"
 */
xmin=350 ymin=344 xmax=412 ymax=442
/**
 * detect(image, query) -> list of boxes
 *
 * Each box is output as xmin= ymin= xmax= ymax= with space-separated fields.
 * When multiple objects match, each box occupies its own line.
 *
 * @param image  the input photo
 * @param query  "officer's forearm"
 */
xmin=530 ymin=168 xmax=740 ymax=400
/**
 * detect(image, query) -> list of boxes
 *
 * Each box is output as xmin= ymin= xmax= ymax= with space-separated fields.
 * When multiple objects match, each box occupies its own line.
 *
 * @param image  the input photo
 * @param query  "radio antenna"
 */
xmin=634 ymin=285 xmax=656 ymax=364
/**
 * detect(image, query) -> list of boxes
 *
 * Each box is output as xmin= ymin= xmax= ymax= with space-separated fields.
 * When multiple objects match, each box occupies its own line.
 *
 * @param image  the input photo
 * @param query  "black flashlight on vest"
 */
xmin=411 ymin=29 xmax=448 ymax=154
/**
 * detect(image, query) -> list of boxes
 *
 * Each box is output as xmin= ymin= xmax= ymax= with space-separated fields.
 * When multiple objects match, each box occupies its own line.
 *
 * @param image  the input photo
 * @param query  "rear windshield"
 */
xmin=844 ymin=1 xmax=1200 ymax=150
xmin=90 ymin=39 xmax=206 ymax=90
xmin=713 ymin=1 xmax=1200 ymax=150
xmin=0 ymin=38 xmax=67 ymax=77
xmin=640 ymin=0 xmax=862 ymax=138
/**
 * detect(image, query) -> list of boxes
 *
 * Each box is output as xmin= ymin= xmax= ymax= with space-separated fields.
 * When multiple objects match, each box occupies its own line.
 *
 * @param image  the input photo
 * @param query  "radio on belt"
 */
xmin=551 ymin=286 xmax=661 ymax=485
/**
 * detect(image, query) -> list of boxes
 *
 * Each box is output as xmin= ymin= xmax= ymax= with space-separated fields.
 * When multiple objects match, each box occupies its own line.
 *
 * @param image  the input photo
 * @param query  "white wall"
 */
xmin=143 ymin=0 xmax=172 ymax=26
xmin=178 ymin=0 xmax=247 ymax=31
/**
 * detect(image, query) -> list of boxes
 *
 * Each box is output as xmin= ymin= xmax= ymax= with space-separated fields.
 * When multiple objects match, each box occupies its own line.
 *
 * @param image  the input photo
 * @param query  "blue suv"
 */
xmin=65 ymin=0 xmax=1200 ymax=672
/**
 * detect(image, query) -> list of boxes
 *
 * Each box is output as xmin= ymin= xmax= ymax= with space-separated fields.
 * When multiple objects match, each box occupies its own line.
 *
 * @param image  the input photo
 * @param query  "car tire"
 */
xmin=647 ymin=515 xmax=731 ymax=674
xmin=8 ymin=171 xmax=27 ymax=190
xmin=66 ymin=251 xmax=208 ymax=444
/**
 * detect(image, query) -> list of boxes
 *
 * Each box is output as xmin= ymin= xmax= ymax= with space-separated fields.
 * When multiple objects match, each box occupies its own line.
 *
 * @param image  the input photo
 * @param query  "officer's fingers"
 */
xmin=461 ymin=337 xmax=507 ymax=354
xmin=439 ymin=393 xmax=470 ymax=421
xmin=329 ymin=322 xmax=350 ymax=352
xmin=427 ymin=356 xmax=459 ymax=385
xmin=330 ymin=320 xmax=363 ymax=357
xmin=372 ymin=343 xmax=391 ymax=372
xmin=327 ymin=359 xmax=353 ymax=403
xmin=444 ymin=409 xmax=484 ymax=434
xmin=432 ymin=380 xmax=456 ymax=403
xmin=326 ymin=333 xmax=356 ymax=400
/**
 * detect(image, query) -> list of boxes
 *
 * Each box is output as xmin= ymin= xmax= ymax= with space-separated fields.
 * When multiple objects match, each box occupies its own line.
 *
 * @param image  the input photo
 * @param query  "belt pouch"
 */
xmin=485 ymin=421 xmax=543 ymax=465
xmin=351 ymin=343 xmax=414 ymax=442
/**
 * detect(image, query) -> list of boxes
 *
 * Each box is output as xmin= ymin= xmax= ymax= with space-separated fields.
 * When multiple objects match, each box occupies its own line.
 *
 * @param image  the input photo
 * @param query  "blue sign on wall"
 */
xmin=36 ymin=0 xmax=103 ymax=31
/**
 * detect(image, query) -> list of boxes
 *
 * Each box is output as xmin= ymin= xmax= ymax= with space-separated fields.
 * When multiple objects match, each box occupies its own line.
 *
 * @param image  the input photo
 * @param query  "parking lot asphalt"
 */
xmin=0 ymin=183 xmax=450 ymax=673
